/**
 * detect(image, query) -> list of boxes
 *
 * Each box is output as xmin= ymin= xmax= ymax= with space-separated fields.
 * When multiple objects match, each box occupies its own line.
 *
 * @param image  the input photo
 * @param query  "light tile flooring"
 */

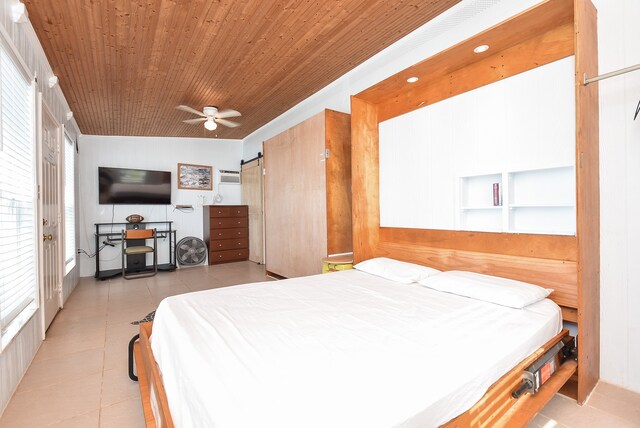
xmin=1 ymin=261 xmax=639 ymax=427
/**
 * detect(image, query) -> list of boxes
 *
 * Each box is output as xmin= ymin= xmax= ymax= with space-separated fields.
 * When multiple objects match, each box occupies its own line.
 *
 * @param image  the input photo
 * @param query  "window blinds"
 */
xmin=64 ymin=134 xmax=75 ymax=271
xmin=0 ymin=45 xmax=36 ymax=339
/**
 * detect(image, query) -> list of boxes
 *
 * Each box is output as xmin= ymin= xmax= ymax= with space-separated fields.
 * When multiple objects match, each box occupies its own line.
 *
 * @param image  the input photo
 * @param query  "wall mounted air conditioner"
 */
xmin=218 ymin=169 xmax=241 ymax=185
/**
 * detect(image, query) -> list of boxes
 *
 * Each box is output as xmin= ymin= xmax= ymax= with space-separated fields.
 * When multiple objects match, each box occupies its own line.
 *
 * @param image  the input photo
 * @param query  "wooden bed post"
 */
xmin=350 ymin=96 xmax=380 ymax=264
xmin=574 ymin=0 xmax=600 ymax=404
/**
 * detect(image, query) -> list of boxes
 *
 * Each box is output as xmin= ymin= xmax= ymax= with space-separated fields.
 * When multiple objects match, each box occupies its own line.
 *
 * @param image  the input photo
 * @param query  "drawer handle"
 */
xmin=238 ymin=232 xmax=241 ymax=235
xmin=218 ymin=244 xmax=222 ymax=247
xmin=238 ymin=253 xmax=241 ymax=256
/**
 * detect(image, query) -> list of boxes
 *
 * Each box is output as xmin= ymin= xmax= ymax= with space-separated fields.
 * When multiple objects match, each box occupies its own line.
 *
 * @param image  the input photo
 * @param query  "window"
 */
xmin=64 ymin=133 xmax=75 ymax=273
xmin=0 ymin=42 xmax=36 ymax=350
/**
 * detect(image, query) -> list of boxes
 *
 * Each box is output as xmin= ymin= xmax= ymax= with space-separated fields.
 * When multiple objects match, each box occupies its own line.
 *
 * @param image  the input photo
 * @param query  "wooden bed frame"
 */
xmin=135 ymin=322 xmax=577 ymax=428
xmin=350 ymin=0 xmax=598 ymax=406
xmin=134 ymin=0 xmax=599 ymax=426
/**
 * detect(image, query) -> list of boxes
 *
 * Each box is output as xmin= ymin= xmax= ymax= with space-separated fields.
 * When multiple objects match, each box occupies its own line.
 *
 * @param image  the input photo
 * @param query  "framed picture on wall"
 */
xmin=178 ymin=163 xmax=213 ymax=190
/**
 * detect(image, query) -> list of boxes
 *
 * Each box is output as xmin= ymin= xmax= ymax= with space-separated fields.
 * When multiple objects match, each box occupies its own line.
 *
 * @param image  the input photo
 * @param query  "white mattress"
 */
xmin=150 ymin=270 xmax=561 ymax=428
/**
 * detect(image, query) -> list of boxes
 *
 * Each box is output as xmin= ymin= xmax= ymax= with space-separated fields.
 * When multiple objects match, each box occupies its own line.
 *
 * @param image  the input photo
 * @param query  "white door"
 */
xmin=40 ymin=98 xmax=62 ymax=331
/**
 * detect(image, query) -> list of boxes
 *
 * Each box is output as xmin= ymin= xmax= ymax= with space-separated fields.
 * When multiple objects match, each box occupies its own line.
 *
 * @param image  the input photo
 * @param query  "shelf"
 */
xmin=508 ymin=229 xmax=574 ymax=236
xmin=509 ymin=203 xmax=574 ymax=209
xmin=461 ymin=206 xmax=503 ymax=210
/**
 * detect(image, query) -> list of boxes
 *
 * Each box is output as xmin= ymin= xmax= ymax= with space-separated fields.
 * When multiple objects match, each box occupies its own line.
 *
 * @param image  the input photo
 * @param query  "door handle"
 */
xmin=43 ymin=234 xmax=53 ymax=241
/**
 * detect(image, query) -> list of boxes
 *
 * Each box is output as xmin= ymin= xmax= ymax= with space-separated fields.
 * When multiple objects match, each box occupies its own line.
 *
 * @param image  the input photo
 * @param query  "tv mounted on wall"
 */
xmin=99 ymin=167 xmax=171 ymax=205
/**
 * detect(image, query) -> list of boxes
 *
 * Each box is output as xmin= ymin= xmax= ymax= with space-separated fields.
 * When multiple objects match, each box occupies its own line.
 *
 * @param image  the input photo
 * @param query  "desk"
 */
xmin=94 ymin=221 xmax=177 ymax=280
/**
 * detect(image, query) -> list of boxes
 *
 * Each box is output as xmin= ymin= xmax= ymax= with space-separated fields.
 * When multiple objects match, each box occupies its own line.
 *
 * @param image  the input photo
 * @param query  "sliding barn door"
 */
xmin=241 ymin=158 xmax=264 ymax=264
xmin=264 ymin=112 xmax=327 ymax=278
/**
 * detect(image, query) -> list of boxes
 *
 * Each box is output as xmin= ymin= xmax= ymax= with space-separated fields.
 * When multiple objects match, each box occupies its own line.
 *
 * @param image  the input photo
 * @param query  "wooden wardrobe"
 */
xmin=264 ymin=109 xmax=352 ymax=278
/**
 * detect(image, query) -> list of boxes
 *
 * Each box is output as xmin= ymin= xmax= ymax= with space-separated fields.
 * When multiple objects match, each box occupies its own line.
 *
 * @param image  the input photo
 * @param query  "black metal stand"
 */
xmin=94 ymin=221 xmax=177 ymax=279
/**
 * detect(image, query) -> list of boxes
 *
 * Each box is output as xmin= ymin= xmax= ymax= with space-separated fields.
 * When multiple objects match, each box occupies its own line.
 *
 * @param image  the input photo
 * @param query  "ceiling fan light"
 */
xmin=204 ymin=118 xmax=217 ymax=131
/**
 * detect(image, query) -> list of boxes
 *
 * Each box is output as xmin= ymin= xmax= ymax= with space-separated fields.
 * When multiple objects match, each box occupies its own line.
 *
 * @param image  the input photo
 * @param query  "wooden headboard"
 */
xmin=350 ymin=0 xmax=599 ymax=403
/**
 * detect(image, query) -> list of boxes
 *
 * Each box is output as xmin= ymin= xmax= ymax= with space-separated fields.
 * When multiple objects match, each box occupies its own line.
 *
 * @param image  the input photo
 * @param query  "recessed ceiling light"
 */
xmin=406 ymin=76 xmax=419 ymax=83
xmin=474 ymin=44 xmax=489 ymax=53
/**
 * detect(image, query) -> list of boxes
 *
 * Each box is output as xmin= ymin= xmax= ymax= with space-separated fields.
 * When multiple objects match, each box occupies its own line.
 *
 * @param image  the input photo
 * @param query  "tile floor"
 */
xmin=1 ymin=261 xmax=639 ymax=427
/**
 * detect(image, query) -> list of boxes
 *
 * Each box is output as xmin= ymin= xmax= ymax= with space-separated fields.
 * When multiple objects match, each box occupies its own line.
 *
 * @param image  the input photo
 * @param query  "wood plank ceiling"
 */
xmin=24 ymin=0 xmax=459 ymax=139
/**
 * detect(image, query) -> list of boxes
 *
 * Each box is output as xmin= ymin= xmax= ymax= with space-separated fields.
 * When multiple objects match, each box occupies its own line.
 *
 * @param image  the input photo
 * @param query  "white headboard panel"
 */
xmin=379 ymin=56 xmax=575 ymax=234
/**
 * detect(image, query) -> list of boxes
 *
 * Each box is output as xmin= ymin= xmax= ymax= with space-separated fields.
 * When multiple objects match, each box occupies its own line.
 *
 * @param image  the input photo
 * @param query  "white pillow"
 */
xmin=354 ymin=257 xmax=440 ymax=284
xmin=418 ymin=270 xmax=552 ymax=309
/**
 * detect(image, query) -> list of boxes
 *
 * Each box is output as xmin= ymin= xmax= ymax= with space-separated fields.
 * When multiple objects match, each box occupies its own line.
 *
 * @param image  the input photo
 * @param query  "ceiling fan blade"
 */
xmin=215 ymin=109 xmax=242 ymax=119
xmin=183 ymin=118 xmax=208 ymax=125
xmin=215 ymin=118 xmax=241 ymax=128
xmin=176 ymin=105 xmax=206 ymax=117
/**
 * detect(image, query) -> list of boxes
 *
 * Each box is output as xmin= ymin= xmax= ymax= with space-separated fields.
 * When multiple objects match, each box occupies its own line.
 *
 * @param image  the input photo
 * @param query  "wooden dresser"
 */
xmin=203 ymin=205 xmax=249 ymax=264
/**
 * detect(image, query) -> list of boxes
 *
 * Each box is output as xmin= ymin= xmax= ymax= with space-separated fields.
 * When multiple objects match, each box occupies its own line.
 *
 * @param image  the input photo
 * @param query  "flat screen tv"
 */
xmin=99 ymin=167 xmax=171 ymax=205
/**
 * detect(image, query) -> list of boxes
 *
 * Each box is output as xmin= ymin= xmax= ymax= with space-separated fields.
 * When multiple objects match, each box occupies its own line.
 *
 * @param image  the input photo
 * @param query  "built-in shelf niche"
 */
xmin=459 ymin=166 xmax=575 ymax=235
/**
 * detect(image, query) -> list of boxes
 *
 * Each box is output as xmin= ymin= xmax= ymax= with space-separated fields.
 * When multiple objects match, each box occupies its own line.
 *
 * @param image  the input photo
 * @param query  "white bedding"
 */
xmin=150 ymin=270 xmax=561 ymax=428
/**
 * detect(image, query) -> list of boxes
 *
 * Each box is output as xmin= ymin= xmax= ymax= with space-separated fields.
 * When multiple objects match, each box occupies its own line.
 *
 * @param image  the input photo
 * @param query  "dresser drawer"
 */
xmin=210 ymin=227 xmax=248 ymax=240
xmin=210 ymin=238 xmax=248 ymax=251
xmin=210 ymin=217 xmax=248 ymax=229
xmin=209 ymin=206 xmax=248 ymax=218
xmin=210 ymin=248 xmax=249 ymax=264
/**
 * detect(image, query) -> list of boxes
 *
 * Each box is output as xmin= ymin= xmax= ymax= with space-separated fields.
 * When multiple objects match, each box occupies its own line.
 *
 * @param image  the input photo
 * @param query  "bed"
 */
xmin=134 ymin=0 xmax=597 ymax=425
xmin=137 ymin=267 xmax=572 ymax=428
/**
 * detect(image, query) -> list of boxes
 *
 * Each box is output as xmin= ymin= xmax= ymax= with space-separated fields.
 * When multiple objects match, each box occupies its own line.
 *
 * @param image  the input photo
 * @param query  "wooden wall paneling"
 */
xmin=350 ymin=97 xmax=380 ymax=264
xmin=264 ymin=112 xmax=328 ymax=278
xmin=376 ymin=22 xmax=574 ymax=122
xmin=379 ymin=228 xmax=578 ymax=262
xmin=356 ymin=0 xmax=575 ymax=105
xmin=574 ymin=0 xmax=600 ymax=405
xmin=241 ymin=158 xmax=265 ymax=264
xmin=375 ymin=241 xmax=578 ymax=308
xmin=325 ymin=110 xmax=353 ymax=255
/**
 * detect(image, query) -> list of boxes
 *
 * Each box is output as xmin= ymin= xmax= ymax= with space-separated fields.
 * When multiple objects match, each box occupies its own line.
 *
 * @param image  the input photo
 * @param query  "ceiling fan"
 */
xmin=176 ymin=105 xmax=241 ymax=131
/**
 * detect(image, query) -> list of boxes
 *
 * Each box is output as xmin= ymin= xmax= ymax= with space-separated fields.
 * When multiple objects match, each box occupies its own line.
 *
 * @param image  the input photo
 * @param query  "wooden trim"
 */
xmin=350 ymin=96 xmax=380 ymax=263
xmin=379 ymin=228 xmax=578 ymax=261
xmin=136 ymin=322 xmax=173 ymax=428
xmin=374 ymin=241 xmax=578 ymax=308
xmin=574 ymin=0 xmax=600 ymax=404
xmin=325 ymin=110 xmax=353 ymax=255
xmin=265 ymin=270 xmax=287 ymax=280
xmin=442 ymin=330 xmax=576 ymax=428
xmin=357 ymin=0 xmax=575 ymax=104
xmin=376 ymin=21 xmax=574 ymax=122
xmin=561 ymin=306 xmax=578 ymax=323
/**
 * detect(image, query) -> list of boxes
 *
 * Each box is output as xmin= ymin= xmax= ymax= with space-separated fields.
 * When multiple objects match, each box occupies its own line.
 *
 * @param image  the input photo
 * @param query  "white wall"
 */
xmin=0 ymin=0 xmax=82 ymax=416
xmin=592 ymin=0 xmax=640 ymax=393
xmin=241 ymin=0 xmax=640 ymax=392
xmin=77 ymin=135 xmax=243 ymax=277
xmin=379 ymin=57 xmax=575 ymax=231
